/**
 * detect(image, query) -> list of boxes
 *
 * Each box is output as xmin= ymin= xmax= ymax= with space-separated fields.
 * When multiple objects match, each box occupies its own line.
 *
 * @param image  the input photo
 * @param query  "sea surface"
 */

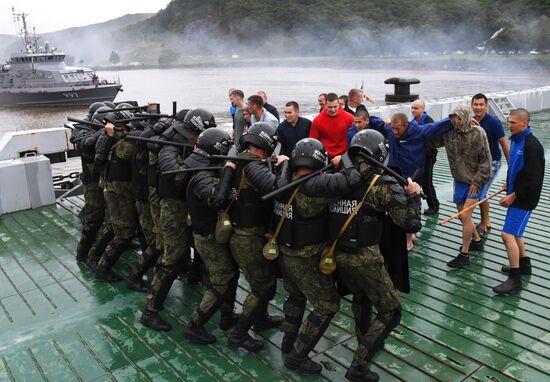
xmin=1 ymin=66 xmax=549 ymax=132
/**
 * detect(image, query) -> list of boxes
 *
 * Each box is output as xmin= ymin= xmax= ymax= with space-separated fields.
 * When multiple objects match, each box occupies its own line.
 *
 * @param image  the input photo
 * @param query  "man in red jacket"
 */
xmin=309 ymin=92 xmax=355 ymax=157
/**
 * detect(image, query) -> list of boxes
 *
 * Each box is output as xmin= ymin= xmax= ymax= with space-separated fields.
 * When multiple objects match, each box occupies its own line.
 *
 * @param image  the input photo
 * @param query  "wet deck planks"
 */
xmin=1 ymin=112 xmax=549 ymax=381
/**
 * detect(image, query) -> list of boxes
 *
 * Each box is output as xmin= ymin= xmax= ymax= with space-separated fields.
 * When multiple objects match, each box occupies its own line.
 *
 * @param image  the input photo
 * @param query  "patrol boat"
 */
xmin=0 ymin=9 xmax=122 ymax=106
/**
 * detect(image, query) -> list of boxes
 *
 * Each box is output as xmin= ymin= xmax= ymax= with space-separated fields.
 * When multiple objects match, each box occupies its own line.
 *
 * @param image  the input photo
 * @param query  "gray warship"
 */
xmin=0 ymin=9 xmax=122 ymax=107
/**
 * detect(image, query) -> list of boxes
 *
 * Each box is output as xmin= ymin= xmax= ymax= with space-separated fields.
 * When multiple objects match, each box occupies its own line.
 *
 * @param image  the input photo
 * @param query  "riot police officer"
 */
xmin=94 ymin=104 xmax=140 ymax=282
xmin=227 ymin=122 xmax=289 ymax=352
xmin=70 ymin=102 xmax=106 ymax=263
xmin=183 ymin=128 xmax=240 ymax=344
xmin=328 ymin=130 xmax=422 ymax=382
xmin=141 ymin=108 xmax=215 ymax=331
xmin=275 ymin=138 xmax=361 ymax=374
xmin=125 ymin=113 xmax=174 ymax=292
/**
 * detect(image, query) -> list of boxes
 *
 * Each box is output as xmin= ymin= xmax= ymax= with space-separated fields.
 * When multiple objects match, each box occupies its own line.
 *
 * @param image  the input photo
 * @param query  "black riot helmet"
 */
xmin=240 ymin=122 xmax=278 ymax=155
xmin=290 ymin=138 xmax=328 ymax=171
xmin=348 ymin=129 xmax=389 ymax=166
xmin=103 ymin=101 xmax=116 ymax=109
xmin=196 ymin=128 xmax=232 ymax=156
xmin=175 ymin=109 xmax=190 ymax=122
xmin=87 ymin=102 xmax=105 ymax=119
xmin=91 ymin=106 xmax=112 ymax=124
xmin=174 ymin=108 xmax=216 ymax=139
xmin=114 ymin=103 xmax=133 ymax=120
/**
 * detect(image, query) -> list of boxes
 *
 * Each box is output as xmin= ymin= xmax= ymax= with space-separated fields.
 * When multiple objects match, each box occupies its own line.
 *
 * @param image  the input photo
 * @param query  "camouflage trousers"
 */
xmin=335 ymin=245 xmax=402 ymax=368
xmin=98 ymin=181 xmax=138 ymax=270
xmin=279 ymin=246 xmax=340 ymax=355
xmin=190 ymin=232 xmax=239 ymax=327
xmin=129 ymin=199 xmax=161 ymax=278
xmin=144 ymin=197 xmax=191 ymax=312
xmin=229 ymin=231 xmax=277 ymax=319
xmin=76 ymin=180 xmax=105 ymax=258
xmin=148 ymin=186 xmax=164 ymax=253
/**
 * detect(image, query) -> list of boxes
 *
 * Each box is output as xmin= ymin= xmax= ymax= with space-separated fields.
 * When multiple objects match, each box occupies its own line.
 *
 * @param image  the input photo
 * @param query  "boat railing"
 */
xmin=0 ymin=78 xmax=121 ymax=90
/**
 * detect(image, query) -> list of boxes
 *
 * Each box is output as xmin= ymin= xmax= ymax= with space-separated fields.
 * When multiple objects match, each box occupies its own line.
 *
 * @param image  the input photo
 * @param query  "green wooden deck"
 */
xmin=1 ymin=112 xmax=549 ymax=382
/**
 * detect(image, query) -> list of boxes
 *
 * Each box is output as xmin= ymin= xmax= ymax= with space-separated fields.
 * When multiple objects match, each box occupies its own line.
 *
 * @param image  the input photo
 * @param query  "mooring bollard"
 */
xmin=384 ymin=77 xmax=420 ymax=103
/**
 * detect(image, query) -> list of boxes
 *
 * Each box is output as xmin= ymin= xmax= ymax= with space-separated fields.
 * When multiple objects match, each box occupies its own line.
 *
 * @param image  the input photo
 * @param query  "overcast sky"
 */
xmin=0 ymin=0 xmax=171 ymax=35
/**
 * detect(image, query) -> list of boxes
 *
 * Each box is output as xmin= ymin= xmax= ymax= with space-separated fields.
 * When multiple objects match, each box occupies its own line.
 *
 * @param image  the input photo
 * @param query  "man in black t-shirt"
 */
xmin=276 ymin=101 xmax=312 ymax=156
xmin=257 ymin=90 xmax=280 ymax=122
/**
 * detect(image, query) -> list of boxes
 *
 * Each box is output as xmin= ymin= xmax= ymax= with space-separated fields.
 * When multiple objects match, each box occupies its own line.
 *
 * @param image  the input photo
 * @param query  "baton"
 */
xmin=439 ymin=189 xmax=505 ymax=225
xmin=124 ymin=135 xmax=194 ymax=149
xmin=211 ymin=155 xmax=276 ymax=163
xmin=261 ymin=163 xmax=333 ymax=200
xmin=67 ymin=117 xmax=104 ymax=129
xmin=161 ymin=166 xmax=224 ymax=175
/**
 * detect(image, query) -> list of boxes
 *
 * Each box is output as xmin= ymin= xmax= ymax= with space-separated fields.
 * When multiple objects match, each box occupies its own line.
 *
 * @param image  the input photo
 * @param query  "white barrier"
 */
xmin=0 ymin=127 xmax=71 ymax=161
xmin=0 ymin=155 xmax=55 ymax=215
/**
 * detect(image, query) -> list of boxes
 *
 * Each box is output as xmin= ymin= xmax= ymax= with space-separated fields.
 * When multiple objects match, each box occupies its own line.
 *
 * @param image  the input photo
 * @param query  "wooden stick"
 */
xmin=439 ymin=189 xmax=505 ymax=225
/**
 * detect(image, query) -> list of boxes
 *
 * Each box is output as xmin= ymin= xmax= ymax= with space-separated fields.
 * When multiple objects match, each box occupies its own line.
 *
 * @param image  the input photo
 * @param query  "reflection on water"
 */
xmin=1 ymin=66 xmax=549 ymax=132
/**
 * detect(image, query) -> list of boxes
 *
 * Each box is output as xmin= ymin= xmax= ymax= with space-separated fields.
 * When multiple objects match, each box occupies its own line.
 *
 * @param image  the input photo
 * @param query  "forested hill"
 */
xmin=122 ymin=0 xmax=550 ymax=57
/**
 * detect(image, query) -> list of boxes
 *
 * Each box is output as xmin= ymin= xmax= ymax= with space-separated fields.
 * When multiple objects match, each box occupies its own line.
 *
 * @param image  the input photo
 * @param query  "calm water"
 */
xmin=1 ymin=66 xmax=549 ymax=132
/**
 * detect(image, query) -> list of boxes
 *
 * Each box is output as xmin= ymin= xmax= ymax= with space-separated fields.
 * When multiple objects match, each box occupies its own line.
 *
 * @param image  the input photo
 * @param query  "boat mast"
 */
xmin=12 ymin=7 xmax=32 ymax=53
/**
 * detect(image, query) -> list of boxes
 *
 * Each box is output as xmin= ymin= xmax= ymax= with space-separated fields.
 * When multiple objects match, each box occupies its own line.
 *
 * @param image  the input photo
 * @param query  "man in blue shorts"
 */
xmin=472 ymin=93 xmax=510 ymax=236
xmin=493 ymin=108 xmax=545 ymax=294
xmin=431 ymin=105 xmax=492 ymax=268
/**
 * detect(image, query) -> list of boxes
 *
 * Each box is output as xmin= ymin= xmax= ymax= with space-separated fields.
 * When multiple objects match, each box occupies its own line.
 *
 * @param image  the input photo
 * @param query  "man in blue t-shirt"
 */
xmin=472 ymin=94 xmax=510 ymax=236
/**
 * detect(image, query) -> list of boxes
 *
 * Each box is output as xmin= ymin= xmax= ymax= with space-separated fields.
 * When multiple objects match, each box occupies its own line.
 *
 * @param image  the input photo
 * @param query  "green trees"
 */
xmin=127 ymin=0 xmax=550 ymax=56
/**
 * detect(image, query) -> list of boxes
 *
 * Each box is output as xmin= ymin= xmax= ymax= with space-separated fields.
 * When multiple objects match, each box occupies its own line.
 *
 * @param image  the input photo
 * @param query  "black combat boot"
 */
xmin=182 ymin=322 xmax=216 ymax=344
xmin=95 ymin=238 xmax=129 ymax=283
xmin=253 ymin=313 xmax=284 ymax=331
xmin=254 ymin=315 xmax=284 ymax=331
xmin=125 ymin=276 xmax=149 ymax=292
xmin=126 ymin=246 xmax=160 ymax=292
xmin=219 ymin=312 xmax=240 ymax=331
xmin=86 ymin=257 xmax=100 ymax=273
xmin=87 ymin=227 xmax=114 ymax=264
xmin=95 ymin=267 xmax=123 ymax=283
xmin=284 ymin=352 xmax=322 ymax=374
xmin=501 ymin=257 xmax=532 ymax=275
xmin=140 ymin=309 xmax=172 ymax=331
xmin=281 ymin=332 xmax=298 ymax=354
xmin=345 ymin=360 xmax=380 ymax=382
xmin=493 ymin=268 xmax=522 ymax=295
xmin=75 ymin=234 xmax=94 ymax=262
xmin=228 ymin=315 xmax=264 ymax=352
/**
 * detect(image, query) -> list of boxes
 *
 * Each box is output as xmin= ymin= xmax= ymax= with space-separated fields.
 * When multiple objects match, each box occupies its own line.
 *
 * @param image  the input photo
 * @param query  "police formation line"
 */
xmin=68 ymin=98 xmax=544 ymax=382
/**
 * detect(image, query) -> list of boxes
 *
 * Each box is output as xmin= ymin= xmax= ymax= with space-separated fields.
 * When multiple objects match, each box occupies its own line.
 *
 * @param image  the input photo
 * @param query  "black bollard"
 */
xmin=384 ymin=77 xmax=420 ymax=103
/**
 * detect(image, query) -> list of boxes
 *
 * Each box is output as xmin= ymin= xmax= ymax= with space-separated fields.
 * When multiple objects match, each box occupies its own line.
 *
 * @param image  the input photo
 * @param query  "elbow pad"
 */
xmin=94 ymin=133 xmax=113 ymax=165
xmin=211 ymin=167 xmax=235 ymax=209
xmin=343 ymin=167 xmax=361 ymax=190
xmin=275 ymin=160 xmax=291 ymax=189
xmin=405 ymin=195 xmax=422 ymax=233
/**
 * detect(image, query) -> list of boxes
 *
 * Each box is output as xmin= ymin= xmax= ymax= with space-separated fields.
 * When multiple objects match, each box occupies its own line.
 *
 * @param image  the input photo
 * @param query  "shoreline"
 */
xmin=93 ymin=55 xmax=550 ymax=73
